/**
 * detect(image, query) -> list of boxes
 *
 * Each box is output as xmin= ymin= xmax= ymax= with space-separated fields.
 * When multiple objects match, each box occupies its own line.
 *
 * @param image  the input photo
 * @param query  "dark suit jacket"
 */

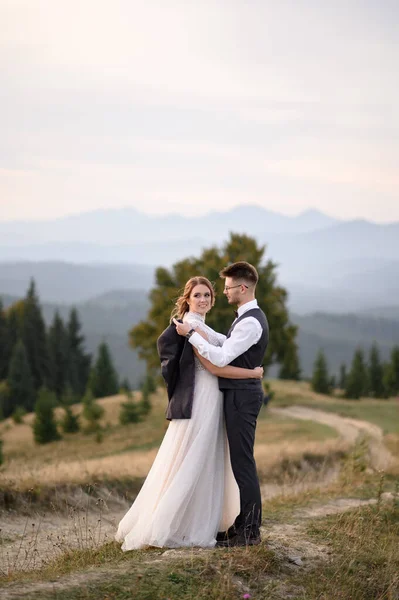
xmin=157 ymin=323 xmax=196 ymax=420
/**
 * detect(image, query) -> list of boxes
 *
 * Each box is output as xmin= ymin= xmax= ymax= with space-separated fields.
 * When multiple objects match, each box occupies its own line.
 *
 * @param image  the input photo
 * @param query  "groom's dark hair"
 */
xmin=219 ymin=261 xmax=259 ymax=286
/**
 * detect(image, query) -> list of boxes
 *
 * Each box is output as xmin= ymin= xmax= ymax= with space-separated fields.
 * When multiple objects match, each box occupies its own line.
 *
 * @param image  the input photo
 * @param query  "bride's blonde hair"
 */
xmin=171 ymin=276 xmax=216 ymax=321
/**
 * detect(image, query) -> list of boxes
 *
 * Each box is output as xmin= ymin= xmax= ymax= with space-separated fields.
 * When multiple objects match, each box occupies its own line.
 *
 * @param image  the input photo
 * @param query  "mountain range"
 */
xmin=1 ymin=206 xmax=398 ymax=312
xmin=0 ymin=206 xmax=341 ymax=246
xmin=1 ymin=205 xmax=399 ymax=383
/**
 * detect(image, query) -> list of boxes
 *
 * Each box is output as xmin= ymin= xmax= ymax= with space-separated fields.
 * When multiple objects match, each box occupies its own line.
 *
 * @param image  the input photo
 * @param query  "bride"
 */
xmin=115 ymin=276 xmax=263 ymax=550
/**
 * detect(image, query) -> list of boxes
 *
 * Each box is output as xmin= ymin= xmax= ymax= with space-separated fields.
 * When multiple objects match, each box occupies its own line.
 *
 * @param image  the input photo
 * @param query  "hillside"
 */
xmin=0 ymin=262 xmax=154 ymax=303
xmin=1 ymin=381 xmax=398 ymax=599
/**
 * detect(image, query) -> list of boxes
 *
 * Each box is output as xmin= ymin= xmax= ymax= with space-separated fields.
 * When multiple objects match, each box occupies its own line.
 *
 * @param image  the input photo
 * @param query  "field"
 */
xmin=0 ymin=381 xmax=398 ymax=599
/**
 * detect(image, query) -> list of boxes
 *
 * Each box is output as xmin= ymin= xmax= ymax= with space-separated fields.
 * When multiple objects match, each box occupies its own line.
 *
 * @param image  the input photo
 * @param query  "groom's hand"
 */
xmin=173 ymin=318 xmax=194 ymax=337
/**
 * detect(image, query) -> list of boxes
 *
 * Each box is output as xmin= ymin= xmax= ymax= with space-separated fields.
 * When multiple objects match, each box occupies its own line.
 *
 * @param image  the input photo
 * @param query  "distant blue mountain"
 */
xmin=0 ymin=262 xmax=154 ymax=303
xmin=0 ymin=206 xmax=398 ymax=313
xmin=0 ymin=205 xmax=340 ymax=247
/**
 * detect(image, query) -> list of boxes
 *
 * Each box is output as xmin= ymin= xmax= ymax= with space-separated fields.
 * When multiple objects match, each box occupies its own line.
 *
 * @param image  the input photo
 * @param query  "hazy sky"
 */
xmin=1 ymin=0 xmax=398 ymax=222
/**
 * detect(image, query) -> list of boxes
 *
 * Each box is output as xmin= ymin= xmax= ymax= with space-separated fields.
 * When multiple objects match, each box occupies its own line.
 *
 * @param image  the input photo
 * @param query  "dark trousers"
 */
xmin=223 ymin=388 xmax=263 ymax=538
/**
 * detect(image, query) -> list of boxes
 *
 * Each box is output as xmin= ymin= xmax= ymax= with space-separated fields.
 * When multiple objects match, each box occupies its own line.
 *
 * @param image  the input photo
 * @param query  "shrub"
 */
xmin=311 ymin=350 xmax=330 ymax=395
xmin=61 ymin=405 xmax=80 ymax=433
xmin=33 ymin=387 xmax=61 ymax=444
xmin=119 ymin=377 xmax=131 ymax=394
xmin=82 ymin=388 xmax=104 ymax=433
xmin=139 ymin=388 xmax=152 ymax=417
xmin=0 ymin=380 xmax=11 ymax=420
xmin=12 ymin=406 xmax=27 ymax=424
xmin=119 ymin=395 xmax=142 ymax=425
xmin=141 ymin=373 xmax=157 ymax=395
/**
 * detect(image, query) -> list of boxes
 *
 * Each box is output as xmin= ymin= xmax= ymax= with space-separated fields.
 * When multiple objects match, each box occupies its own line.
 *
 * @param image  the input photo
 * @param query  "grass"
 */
xmin=296 ymin=501 xmax=399 ymax=599
xmin=3 ymin=472 xmax=398 ymax=599
xmin=0 ymin=388 xmax=340 ymax=493
xmin=1 ymin=380 xmax=399 ymax=599
xmin=3 ymin=541 xmax=280 ymax=599
xmin=271 ymin=379 xmax=399 ymax=434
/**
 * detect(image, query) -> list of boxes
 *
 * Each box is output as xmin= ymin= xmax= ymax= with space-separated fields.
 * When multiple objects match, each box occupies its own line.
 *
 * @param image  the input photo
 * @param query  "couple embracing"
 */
xmin=115 ymin=261 xmax=269 ymax=549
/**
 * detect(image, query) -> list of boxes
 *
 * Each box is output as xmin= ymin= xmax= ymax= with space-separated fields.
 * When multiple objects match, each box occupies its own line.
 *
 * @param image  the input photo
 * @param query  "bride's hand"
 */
xmin=254 ymin=366 xmax=264 ymax=379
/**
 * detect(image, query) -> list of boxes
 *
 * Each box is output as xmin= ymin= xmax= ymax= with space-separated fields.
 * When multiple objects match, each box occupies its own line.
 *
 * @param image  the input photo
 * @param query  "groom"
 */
xmin=174 ymin=261 xmax=269 ymax=547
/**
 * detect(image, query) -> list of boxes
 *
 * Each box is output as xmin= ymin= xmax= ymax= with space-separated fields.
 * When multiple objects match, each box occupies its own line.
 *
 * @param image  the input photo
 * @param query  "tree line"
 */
xmin=0 ymin=280 xmax=120 ymax=420
xmin=0 ymin=280 xmax=158 ymax=455
xmin=312 ymin=343 xmax=399 ymax=399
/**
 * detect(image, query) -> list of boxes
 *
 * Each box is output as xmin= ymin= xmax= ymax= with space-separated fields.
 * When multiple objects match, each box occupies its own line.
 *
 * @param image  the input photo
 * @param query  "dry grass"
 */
xmin=0 ymin=388 xmax=340 ymax=492
xmin=271 ymin=379 xmax=399 ymax=435
xmin=0 ymin=391 xmax=166 ymax=489
xmin=1 ymin=381 xmax=398 ymax=599
xmin=300 ymin=500 xmax=399 ymax=599
xmin=2 ymin=488 xmax=397 ymax=600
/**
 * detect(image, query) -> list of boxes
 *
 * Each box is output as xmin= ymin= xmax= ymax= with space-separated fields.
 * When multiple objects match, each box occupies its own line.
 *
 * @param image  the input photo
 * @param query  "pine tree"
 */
xmin=311 ymin=350 xmax=330 ymax=394
xmin=61 ymin=405 xmax=80 ymax=433
xmin=66 ymin=308 xmax=91 ymax=398
xmin=382 ymin=363 xmax=392 ymax=398
xmin=86 ymin=367 xmax=96 ymax=395
xmin=12 ymin=406 xmax=27 ymax=424
xmin=139 ymin=387 xmax=152 ymax=417
xmin=339 ymin=363 xmax=347 ymax=390
xmin=6 ymin=301 xmax=23 ymax=360
xmin=0 ymin=381 xmax=10 ymax=420
xmin=47 ymin=311 xmax=68 ymax=401
xmin=33 ymin=387 xmax=61 ymax=444
xmin=383 ymin=345 xmax=399 ymax=397
xmin=119 ymin=390 xmax=142 ymax=424
xmin=141 ymin=372 xmax=157 ymax=395
xmin=278 ymin=330 xmax=301 ymax=380
xmin=368 ymin=343 xmax=385 ymax=398
xmin=0 ymin=299 xmax=10 ymax=380
xmin=119 ymin=377 xmax=131 ymax=393
xmin=91 ymin=342 xmax=119 ymax=398
xmin=82 ymin=388 xmax=104 ymax=433
xmin=138 ymin=372 xmax=157 ymax=416
xmin=60 ymin=384 xmax=79 ymax=406
xmin=7 ymin=340 xmax=35 ymax=417
xmin=345 ymin=348 xmax=368 ymax=399
xmin=21 ymin=280 xmax=48 ymax=392
xmin=392 ymin=346 xmax=399 ymax=392
xmin=329 ymin=374 xmax=336 ymax=390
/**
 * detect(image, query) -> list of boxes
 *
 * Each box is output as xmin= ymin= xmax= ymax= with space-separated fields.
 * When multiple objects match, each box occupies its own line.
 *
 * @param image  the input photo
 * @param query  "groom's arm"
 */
xmin=187 ymin=318 xmax=261 ymax=367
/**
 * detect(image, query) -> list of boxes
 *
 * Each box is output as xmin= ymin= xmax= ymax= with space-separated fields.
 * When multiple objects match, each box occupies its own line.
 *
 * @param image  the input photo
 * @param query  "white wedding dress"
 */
xmin=115 ymin=311 xmax=240 ymax=550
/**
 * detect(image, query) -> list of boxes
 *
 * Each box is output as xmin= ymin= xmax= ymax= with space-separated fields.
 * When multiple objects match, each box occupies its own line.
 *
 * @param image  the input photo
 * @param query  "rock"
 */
xmin=287 ymin=555 xmax=303 ymax=566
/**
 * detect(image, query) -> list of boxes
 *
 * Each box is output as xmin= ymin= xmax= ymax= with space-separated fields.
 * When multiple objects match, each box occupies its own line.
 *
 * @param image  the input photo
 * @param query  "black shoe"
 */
xmin=216 ymin=526 xmax=237 ymax=542
xmin=216 ymin=534 xmax=261 ymax=548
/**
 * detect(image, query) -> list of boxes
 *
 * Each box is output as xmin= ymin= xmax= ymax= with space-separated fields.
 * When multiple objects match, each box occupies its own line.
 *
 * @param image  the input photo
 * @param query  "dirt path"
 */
xmin=271 ymin=406 xmax=393 ymax=470
xmin=2 ymin=493 xmax=395 ymax=600
xmin=0 ymin=503 xmax=123 ymax=573
xmin=0 ymin=406 xmax=394 ymax=598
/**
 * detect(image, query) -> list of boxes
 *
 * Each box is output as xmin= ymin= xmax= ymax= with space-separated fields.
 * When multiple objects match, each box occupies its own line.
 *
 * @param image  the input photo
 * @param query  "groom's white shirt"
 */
xmin=188 ymin=299 xmax=262 ymax=367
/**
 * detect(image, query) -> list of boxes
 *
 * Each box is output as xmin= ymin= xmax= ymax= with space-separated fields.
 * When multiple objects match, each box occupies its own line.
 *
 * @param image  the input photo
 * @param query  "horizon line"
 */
xmin=1 ymin=203 xmax=396 ymax=226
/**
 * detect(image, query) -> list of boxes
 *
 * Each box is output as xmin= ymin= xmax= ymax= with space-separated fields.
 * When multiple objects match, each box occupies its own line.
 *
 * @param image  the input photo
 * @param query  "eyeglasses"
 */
xmin=224 ymin=284 xmax=249 ymax=292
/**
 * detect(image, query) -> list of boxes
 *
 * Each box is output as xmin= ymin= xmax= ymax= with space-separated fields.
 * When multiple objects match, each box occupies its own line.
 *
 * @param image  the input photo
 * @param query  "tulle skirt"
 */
xmin=115 ymin=368 xmax=240 ymax=549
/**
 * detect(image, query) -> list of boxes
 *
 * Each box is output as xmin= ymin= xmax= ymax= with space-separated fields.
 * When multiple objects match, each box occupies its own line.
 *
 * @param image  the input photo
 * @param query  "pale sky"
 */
xmin=1 ymin=0 xmax=398 ymax=223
